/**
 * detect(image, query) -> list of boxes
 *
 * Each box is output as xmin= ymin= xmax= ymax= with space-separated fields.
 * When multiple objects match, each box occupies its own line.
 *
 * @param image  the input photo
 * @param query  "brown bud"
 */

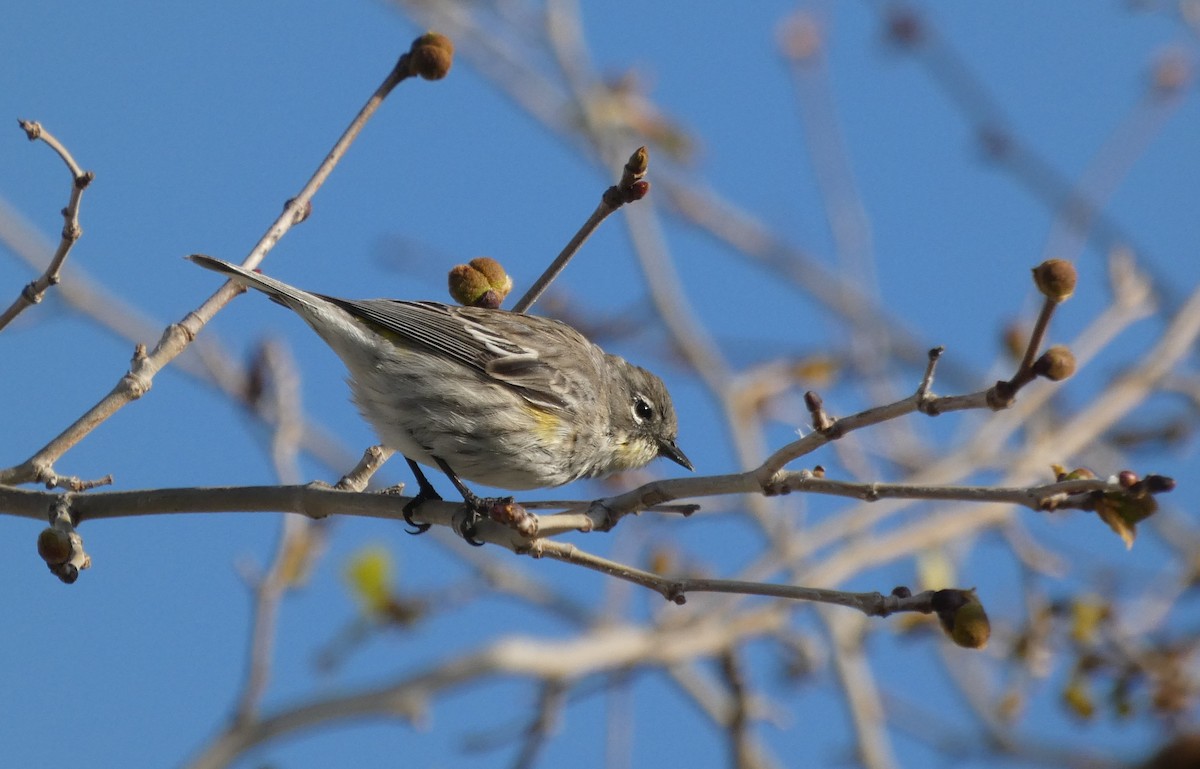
xmin=1033 ymin=345 xmax=1076 ymax=381
xmin=1144 ymin=474 xmax=1176 ymax=494
xmin=448 ymin=265 xmax=489 ymax=307
xmin=447 ymin=257 xmax=512 ymax=308
xmin=932 ymin=589 xmax=990 ymax=650
xmin=1032 ymin=259 xmax=1077 ymax=302
xmin=37 ymin=527 xmax=72 ymax=566
xmin=625 ymin=146 xmax=649 ymax=177
xmin=408 ymin=32 xmax=454 ymax=80
xmin=951 ymin=603 xmax=991 ymax=649
xmin=1053 ymin=464 xmax=1097 ymax=482
xmin=628 ymin=180 xmax=650 ymax=201
xmin=467 ymin=257 xmax=510 ymax=292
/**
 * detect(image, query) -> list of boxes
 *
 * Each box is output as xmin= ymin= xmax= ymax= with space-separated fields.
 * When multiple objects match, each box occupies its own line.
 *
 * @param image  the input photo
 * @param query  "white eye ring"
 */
xmin=631 ymin=394 xmax=654 ymax=424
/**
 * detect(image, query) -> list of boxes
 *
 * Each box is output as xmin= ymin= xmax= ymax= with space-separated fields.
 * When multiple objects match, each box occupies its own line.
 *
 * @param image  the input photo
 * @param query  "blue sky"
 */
xmin=3 ymin=2 xmax=1198 ymax=768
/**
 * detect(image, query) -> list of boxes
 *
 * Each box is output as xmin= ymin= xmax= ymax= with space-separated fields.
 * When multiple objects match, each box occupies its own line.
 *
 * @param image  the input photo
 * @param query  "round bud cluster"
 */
xmin=448 ymin=257 xmax=513 ymax=309
xmin=1033 ymin=345 xmax=1076 ymax=381
xmin=37 ymin=527 xmax=72 ymax=566
xmin=932 ymin=588 xmax=991 ymax=650
xmin=1032 ymin=259 xmax=1077 ymax=303
xmin=407 ymin=33 xmax=454 ymax=80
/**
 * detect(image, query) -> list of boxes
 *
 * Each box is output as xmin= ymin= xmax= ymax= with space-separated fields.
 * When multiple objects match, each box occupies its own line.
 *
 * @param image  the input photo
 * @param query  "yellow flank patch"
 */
xmin=526 ymin=404 xmax=562 ymax=442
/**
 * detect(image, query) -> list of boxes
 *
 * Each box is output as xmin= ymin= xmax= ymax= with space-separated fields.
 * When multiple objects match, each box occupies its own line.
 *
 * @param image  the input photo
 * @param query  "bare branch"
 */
xmin=513 ymin=146 xmax=650 ymax=313
xmin=0 ymin=120 xmax=93 ymax=332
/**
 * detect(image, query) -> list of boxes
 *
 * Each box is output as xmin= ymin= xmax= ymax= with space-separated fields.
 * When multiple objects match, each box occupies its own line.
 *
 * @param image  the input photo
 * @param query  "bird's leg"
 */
xmin=433 ymin=458 xmax=514 ymax=547
xmin=400 ymin=457 xmax=437 ymax=535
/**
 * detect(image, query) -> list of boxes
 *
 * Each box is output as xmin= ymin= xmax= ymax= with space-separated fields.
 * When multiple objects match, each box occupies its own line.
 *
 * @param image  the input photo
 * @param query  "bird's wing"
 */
xmin=323 ymin=298 xmax=580 ymax=410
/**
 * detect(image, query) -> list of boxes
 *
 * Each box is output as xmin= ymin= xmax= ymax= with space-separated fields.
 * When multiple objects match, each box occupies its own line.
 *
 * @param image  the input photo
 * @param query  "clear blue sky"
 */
xmin=3 ymin=2 xmax=1198 ymax=768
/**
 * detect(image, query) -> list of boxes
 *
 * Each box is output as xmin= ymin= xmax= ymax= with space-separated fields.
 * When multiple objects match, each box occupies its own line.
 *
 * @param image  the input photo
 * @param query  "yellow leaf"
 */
xmin=1062 ymin=677 xmax=1096 ymax=720
xmin=1069 ymin=598 xmax=1109 ymax=644
xmin=344 ymin=546 xmax=395 ymax=616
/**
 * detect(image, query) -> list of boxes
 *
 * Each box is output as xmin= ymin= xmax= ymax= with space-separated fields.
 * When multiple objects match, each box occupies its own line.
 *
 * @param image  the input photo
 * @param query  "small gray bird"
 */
xmin=189 ymin=255 xmax=691 ymax=541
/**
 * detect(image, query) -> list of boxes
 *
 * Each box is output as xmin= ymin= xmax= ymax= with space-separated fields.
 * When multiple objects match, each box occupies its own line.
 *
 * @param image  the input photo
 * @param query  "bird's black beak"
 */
xmin=657 ymin=439 xmax=693 ymax=471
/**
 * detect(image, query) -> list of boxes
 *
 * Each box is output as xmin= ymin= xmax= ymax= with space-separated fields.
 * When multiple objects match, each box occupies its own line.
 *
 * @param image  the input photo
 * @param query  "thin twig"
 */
xmin=0 ymin=120 xmax=93 ymax=332
xmin=512 ymin=146 xmax=649 ymax=313
xmin=335 ymin=445 xmax=396 ymax=492
xmin=532 ymin=536 xmax=966 ymax=614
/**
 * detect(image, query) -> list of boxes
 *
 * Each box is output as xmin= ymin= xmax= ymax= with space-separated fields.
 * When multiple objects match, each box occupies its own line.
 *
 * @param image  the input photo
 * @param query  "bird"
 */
xmin=188 ymin=254 xmax=691 ymax=542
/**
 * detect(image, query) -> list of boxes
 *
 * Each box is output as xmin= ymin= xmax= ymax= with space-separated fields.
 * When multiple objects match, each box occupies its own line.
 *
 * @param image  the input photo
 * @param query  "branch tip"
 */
xmin=804 ymin=390 xmax=836 ymax=434
xmin=19 ymin=118 xmax=42 ymax=140
xmin=917 ymin=346 xmax=944 ymax=404
xmin=405 ymin=32 xmax=455 ymax=81
xmin=1032 ymin=258 xmax=1077 ymax=303
xmin=625 ymin=145 xmax=649 ymax=177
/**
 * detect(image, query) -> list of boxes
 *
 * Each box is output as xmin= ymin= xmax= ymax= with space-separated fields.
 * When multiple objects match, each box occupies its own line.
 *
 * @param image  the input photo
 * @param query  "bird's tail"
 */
xmin=187 ymin=254 xmax=315 ymax=309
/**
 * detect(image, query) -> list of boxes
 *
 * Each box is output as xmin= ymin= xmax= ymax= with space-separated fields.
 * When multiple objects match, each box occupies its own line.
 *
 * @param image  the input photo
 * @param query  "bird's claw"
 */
xmin=457 ymin=507 xmax=485 ymax=547
xmin=401 ymin=491 xmax=436 ymax=535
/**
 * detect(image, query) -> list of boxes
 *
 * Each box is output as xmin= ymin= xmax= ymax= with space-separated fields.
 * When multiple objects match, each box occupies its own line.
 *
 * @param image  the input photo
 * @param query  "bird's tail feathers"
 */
xmin=187 ymin=254 xmax=314 ymax=309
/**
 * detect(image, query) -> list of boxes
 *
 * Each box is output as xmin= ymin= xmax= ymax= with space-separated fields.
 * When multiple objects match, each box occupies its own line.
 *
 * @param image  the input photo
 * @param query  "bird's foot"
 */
xmin=400 ymin=464 xmax=442 ymax=535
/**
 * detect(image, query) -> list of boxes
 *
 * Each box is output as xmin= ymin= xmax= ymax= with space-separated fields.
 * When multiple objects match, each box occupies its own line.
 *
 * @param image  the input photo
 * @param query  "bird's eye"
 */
xmin=632 ymin=395 xmax=655 ymax=424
